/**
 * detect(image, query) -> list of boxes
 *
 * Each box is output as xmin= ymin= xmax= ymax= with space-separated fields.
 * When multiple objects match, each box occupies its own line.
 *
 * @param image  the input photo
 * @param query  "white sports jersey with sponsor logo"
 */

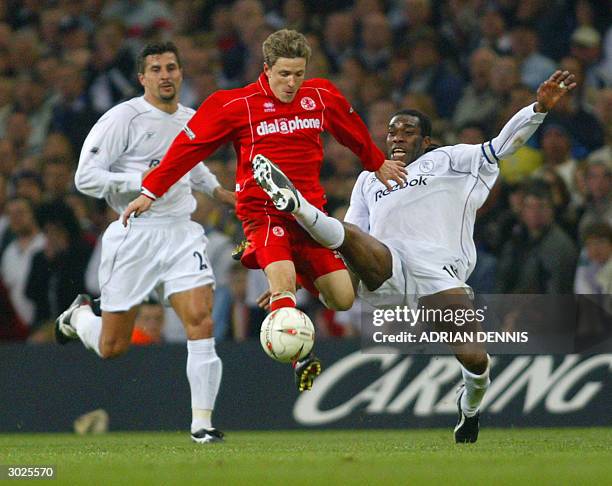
xmin=75 ymin=96 xmax=219 ymax=218
xmin=346 ymin=103 xmax=547 ymax=279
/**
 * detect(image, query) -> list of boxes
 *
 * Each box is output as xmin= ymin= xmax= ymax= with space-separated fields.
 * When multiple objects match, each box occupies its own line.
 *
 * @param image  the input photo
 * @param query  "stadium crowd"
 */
xmin=0 ymin=0 xmax=609 ymax=343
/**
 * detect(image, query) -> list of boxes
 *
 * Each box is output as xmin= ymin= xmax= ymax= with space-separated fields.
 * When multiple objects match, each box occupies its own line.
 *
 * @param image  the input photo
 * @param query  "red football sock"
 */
xmin=270 ymin=291 xmax=297 ymax=311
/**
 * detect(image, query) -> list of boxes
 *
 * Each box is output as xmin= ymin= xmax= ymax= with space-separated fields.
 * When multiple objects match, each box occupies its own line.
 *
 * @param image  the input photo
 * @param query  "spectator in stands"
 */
xmin=542 ymin=84 xmax=604 ymax=159
xmin=591 ymin=88 xmax=611 ymax=156
xmin=26 ymin=200 xmax=93 ymax=337
xmin=570 ymin=26 xmax=608 ymax=90
xmin=322 ymin=11 xmax=355 ymax=74
xmin=457 ymin=122 xmax=488 ymax=145
xmin=453 ymin=47 xmax=498 ymax=130
xmin=368 ymin=99 xmax=397 ymax=152
xmin=211 ymin=5 xmax=246 ymax=88
xmin=12 ymin=170 xmax=44 ymax=205
xmin=358 ymin=12 xmax=392 ymax=72
xmin=497 ymin=184 xmax=578 ymax=294
xmin=438 ymin=0 xmax=482 ymax=67
xmin=87 ymin=21 xmax=137 ymax=113
xmin=230 ymin=0 xmax=267 ymax=83
xmin=509 ymin=23 xmax=556 ymax=91
xmin=574 ymin=222 xmax=612 ymax=341
xmin=41 ymin=157 xmax=75 ymax=202
xmin=489 ymin=56 xmax=521 ymax=107
xmin=131 ymin=300 xmax=165 ymax=345
xmin=0 ymin=278 xmax=28 ymax=341
xmin=0 ymin=197 xmax=46 ymax=327
xmin=9 ymin=28 xmax=41 ymax=74
xmin=514 ymin=0 xmax=571 ymax=61
xmin=477 ymin=7 xmax=511 ymax=55
xmin=102 ymin=0 xmax=172 ymax=40
xmin=390 ymin=0 xmax=434 ymax=36
xmin=537 ymin=124 xmax=579 ymax=198
xmin=404 ymin=30 xmax=463 ymax=119
xmin=273 ymin=0 xmax=310 ymax=33
xmin=51 ymin=61 xmax=100 ymax=151
xmin=0 ymin=139 xmax=17 ymax=179
xmin=0 ymin=75 xmax=14 ymax=137
xmin=58 ymin=15 xmax=90 ymax=54
xmin=578 ymin=157 xmax=612 ymax=239
xmin=41 ymin=131 xmax=75 ymax=163
xmin=4 ymin=112 xmax=35 ymax=160
xmin=575 ymin=222 xmax=612 ymax=294
xmin=14 ymin=72 xmax=55 ymax=155
xmin=558 ymin=55 xmax=597 ymax=113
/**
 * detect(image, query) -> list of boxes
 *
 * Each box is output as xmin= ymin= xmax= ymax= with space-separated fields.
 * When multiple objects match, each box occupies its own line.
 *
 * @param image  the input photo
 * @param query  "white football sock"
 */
xmin=293 ymin=191 xmax=345 ymax=249
xmin=460 ymin=355 xmax=491 ymax=417
xmin=187 ymin=338 xmax=222 ymax=433
xmin=72 ymin=306 xmax=103 ymax=357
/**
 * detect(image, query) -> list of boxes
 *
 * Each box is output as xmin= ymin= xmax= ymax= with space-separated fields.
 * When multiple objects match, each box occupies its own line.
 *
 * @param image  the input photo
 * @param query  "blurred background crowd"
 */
xmin=0 ymin=0 xmax=609 ymax=344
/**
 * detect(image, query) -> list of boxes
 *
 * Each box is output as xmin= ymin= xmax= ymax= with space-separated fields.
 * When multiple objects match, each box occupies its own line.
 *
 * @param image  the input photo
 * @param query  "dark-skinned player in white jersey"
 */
xmin=252 ymin=70 xmax=576 ymax=443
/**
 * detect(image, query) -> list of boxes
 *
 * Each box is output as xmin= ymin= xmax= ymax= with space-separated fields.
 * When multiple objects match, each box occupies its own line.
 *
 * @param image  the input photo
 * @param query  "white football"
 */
xmin=260 ymin=307 xmax=315 ymax=363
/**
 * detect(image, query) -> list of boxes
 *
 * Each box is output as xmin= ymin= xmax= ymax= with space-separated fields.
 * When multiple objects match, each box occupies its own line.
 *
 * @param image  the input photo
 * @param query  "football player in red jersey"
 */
xmin=123 ymin=29 xmax=406 ymax=391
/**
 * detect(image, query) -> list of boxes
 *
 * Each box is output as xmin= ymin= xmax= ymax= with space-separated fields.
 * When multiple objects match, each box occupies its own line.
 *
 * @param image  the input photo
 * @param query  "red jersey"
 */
xmin=142 ymin=73 xmax=385 ymax=222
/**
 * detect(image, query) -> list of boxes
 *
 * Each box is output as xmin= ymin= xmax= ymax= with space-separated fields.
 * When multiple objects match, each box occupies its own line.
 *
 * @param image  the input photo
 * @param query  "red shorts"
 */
xmin=240 ymin=214 xmax=346 ymax=295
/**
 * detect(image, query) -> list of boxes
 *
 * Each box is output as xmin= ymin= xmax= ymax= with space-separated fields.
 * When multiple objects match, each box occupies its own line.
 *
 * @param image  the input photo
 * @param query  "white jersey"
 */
xmin=346 ymin=103 xmax=547 ymax=278
xmin=75 ymin=96 xmax=220 ymax=218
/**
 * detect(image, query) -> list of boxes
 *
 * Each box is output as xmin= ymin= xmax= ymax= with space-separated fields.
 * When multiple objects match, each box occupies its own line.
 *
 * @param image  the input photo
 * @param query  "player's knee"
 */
xmin=363 ymin=268 xmax=391 ymax=292
xmin=183 ymin=311 xmax=214 ymax=339
xmin=458 ymin=350 xmax=489 ymax=375
xmin=325 ymin=289 xmax=355 ymax=311
xmin=99 ymin=338 xmax=130 ymax=359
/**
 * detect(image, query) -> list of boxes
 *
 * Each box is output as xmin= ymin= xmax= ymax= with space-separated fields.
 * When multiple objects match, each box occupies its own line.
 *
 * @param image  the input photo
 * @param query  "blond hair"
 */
xmin=262 ymin=29 xmax=311 ymax=67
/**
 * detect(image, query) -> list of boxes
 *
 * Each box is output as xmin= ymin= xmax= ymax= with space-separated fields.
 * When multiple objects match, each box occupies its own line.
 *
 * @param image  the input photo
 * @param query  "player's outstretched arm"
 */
xmin=122 ymin=194 xmax=153 ymax=226
xmin=484 ymin=70 xmax=577 ymax=163
xmin=534 ymin=70 xmax=576 ymax=113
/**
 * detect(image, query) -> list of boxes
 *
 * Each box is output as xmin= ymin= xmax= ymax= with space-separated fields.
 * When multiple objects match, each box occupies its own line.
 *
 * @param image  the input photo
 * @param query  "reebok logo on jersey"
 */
xmin=374 ymin=176 xmax=428 ymax=201
xmin=256 ymin=116 xmax=321 ymax=136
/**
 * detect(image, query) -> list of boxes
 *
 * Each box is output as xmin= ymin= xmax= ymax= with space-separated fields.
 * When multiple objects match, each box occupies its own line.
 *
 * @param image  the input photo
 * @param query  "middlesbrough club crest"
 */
xmin=300 ymin=97 xmax=316 ymax=111
xmin=272 ymin=226 xmax=285 ymax=237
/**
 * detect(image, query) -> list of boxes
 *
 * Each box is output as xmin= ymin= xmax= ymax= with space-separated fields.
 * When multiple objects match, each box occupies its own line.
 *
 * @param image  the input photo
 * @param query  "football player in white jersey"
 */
xmin=253 ymin=70 xmax=576 ymax=443
xmin=54 ymin=42 xmax=235 ymax=444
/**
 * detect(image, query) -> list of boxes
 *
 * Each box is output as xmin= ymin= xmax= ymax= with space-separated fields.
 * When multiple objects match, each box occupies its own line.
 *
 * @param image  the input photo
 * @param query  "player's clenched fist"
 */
xmin=122 ymin=194 xmax=153 ymax=226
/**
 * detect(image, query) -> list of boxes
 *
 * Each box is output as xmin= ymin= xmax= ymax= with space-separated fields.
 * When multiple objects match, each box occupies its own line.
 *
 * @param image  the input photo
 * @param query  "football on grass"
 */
xmin=260 ymin=307 xmax=315 ymax=363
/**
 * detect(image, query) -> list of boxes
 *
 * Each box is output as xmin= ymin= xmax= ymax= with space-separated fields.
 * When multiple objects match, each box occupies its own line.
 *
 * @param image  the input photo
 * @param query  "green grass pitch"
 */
xmin=1 ymin=428 xmax=611 ymax=485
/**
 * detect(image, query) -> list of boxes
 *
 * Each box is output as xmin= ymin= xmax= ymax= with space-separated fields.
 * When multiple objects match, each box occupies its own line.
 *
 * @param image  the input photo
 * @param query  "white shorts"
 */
xmin=357 ymin=238 xmax=471 ymax=309
xmin=358 ymin=243 xmax=409 ymax=308
xmin=99 ymin=218 xmax=215 ymax=312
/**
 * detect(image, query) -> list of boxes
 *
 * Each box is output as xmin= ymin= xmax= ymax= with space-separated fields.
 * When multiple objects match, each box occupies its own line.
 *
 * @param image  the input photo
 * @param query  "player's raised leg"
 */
xmin=170 ymin=285 xmax=224 ymax=444
xmin=264 ymin=260 xmax=298 ymax=311
xmin=262 ymin=259 xmax=324 ymax=392
xmin=253 ymin=154 xmax=393 ymax=291
xmin=56 ymin=294 xmax=138 ymax=358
